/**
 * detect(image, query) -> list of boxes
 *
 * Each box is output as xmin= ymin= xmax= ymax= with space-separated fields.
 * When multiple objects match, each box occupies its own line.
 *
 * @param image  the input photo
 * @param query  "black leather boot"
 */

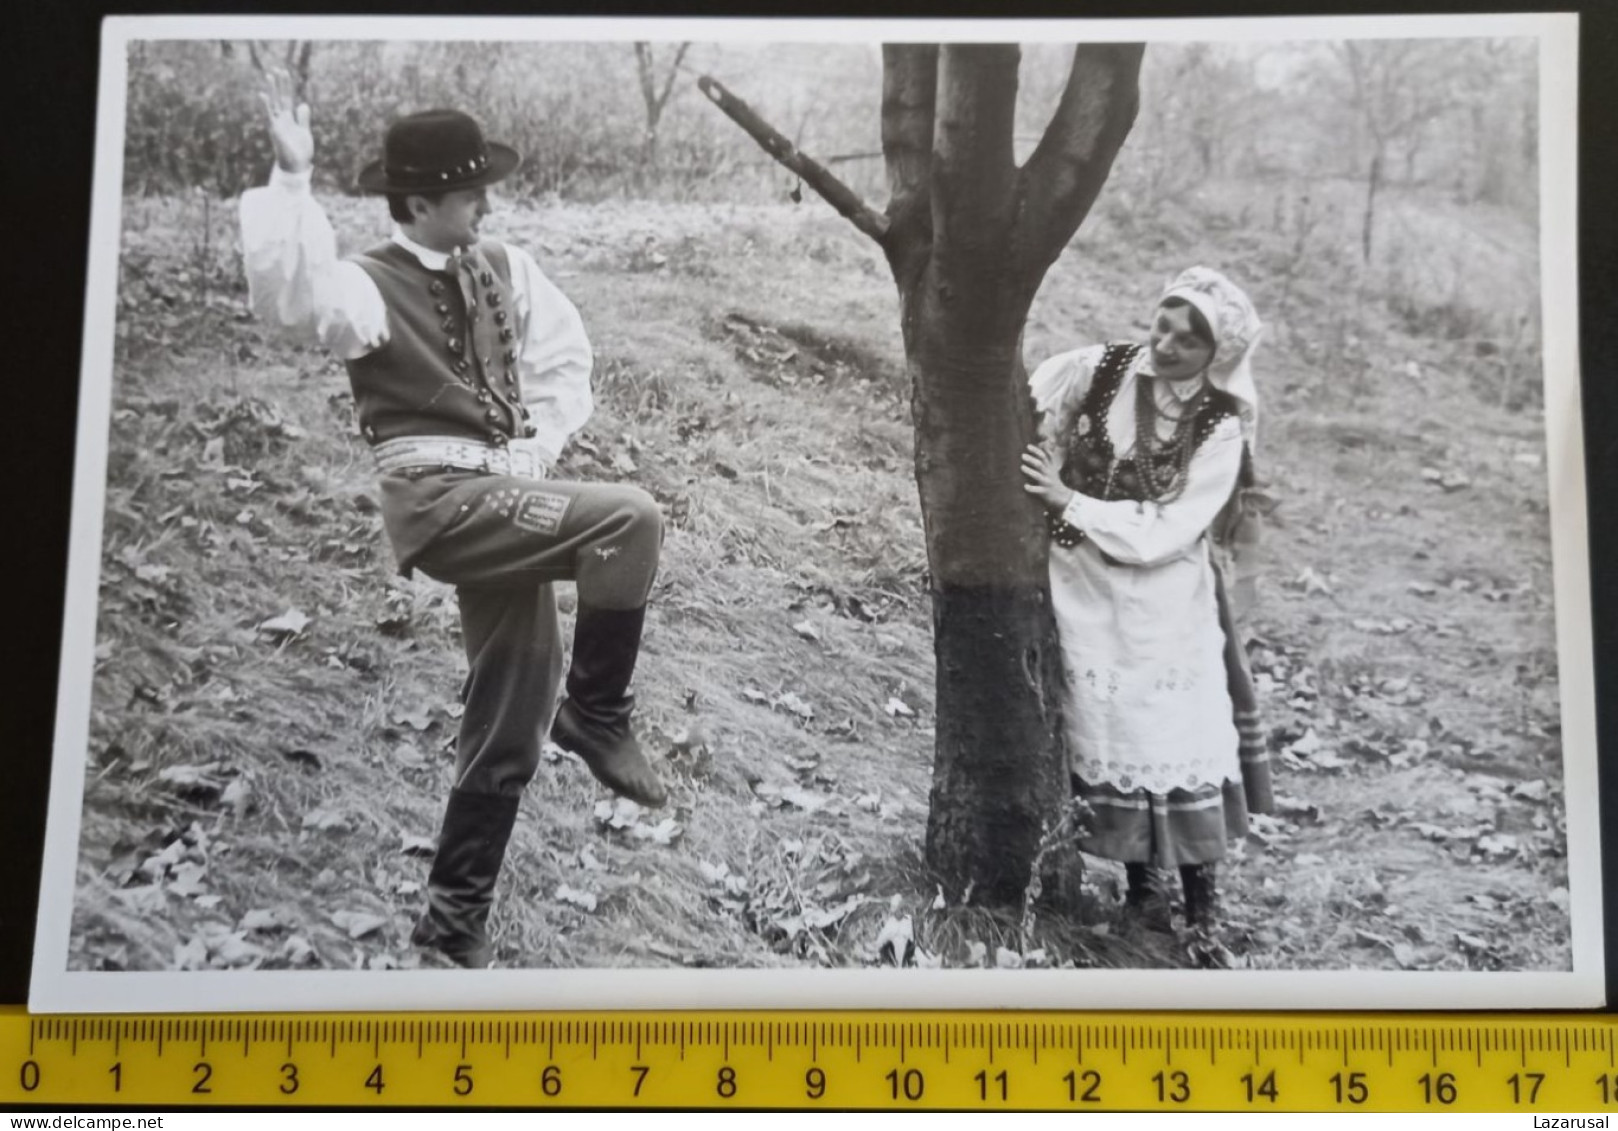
xmin=410 ymin=788 xmax=521 ymax=968
xmin=1180 ymin=863 xmax=1219 ymax=928
xmin=550 ymin=603 xmax=668 ymax=808
xmin=1124 ymin=862 xmax=1155 ymax=910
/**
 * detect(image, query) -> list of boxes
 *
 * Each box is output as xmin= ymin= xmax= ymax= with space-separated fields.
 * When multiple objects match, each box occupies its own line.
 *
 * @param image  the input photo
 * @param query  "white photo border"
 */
xmin=31 ymin=11 xmax=1600 ymax=1013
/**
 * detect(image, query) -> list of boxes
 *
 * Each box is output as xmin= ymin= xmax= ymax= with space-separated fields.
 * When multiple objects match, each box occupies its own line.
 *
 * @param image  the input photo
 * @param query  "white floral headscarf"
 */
xmin=1155 ymin=266 xmax=1264 ymax=450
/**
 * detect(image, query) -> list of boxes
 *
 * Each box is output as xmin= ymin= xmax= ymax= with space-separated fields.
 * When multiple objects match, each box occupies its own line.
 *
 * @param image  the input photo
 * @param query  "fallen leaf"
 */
xmin=330 ymin=910 xmax=388 ymax=939
xmin=220 ymin=777 xmax=252 ymax=815
xmin=740 ymin=686 xmax=769 ymax=704
xmin=257 ymin=608 xmax=311 ymax=637
xmin=212 ymin=933 xmax=265 ymax=968
xmin=779 ymin=785 xmax=828 ymax=812
xmin=802 ymin=895 xmax=863 ymax=930
xmin=774 ymin=691 xmax=815 ymax=720
xmin=400 ymin=834 xmax=437 ymax=858
xmin=156 ymin=764 xmax=227 ymax=798
xmin=173 ymin=936 xmax=209 ymax=971
xmin=168 ymin=861 xmax=209 ymax=898
xmin=629 ymin=817 xmax=683 ymax=846
xmin=791 ymin=620 xmax=821 ymax=642
xmin=883 ymin=697 xmax=915 ymax=718
xmin=995 ymin=947 xmax=1024 ymax=969
xmin=556 ymin=884 xmax=599 ymax=912
xmin=240 ymin=909 xmax=281 ymax=932
xmin=698 ymin=860 xmax=731 ymax=884
xmin=301 ymin=806 xmax=351 ymax=833
xmin=1287 ymin=729 xmax=1323 ymax=756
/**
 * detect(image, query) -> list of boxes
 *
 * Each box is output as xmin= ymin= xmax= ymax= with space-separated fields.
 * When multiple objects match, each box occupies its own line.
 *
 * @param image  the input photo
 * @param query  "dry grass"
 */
xmin=68 ymin=181 xmax=1570 ymax=976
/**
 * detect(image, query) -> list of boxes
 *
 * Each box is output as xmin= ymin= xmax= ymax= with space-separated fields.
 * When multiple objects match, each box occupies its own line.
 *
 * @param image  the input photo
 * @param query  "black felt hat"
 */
xmin=356 ymin=109 xmax=520 ymax=195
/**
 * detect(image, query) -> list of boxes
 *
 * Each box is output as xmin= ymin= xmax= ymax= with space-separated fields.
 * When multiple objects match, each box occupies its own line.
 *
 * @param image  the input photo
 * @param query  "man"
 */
xmin=240 ymin=71 xmax=669 ymax=968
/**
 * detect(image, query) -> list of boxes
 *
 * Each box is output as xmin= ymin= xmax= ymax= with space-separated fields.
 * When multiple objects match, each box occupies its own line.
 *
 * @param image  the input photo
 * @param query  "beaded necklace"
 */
xmin=1130 ymin=373 xmax=1206 ymax=505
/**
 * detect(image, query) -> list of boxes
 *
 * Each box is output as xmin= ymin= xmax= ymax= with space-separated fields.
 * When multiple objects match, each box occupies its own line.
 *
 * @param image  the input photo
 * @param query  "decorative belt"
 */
xmin=371 ymin=436 xmax=547 ymax=480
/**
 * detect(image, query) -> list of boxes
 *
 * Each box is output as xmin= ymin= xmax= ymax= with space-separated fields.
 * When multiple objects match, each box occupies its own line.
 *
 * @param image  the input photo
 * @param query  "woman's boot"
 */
xmin=410 ymin=788 xmax=521 ymax=968
xmin=1124 ymin=862 xmax=1156 ymax=910
xmin=1179 ymin=863 xmax=1219 ymax=929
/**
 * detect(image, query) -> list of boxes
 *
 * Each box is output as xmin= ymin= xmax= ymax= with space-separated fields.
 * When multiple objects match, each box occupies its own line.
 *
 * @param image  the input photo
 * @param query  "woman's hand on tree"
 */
xmin=259 ymin=68 xmax=314 ymax=175
xmin=1021 ymin=444 xmax=1075 ymax=511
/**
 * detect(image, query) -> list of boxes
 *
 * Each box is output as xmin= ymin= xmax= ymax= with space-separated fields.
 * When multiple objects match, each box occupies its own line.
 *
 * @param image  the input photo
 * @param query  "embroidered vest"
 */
xmin=1049 ymin=342 xmax=1238 ymax=548
xmin=346 ymin=241 xmax=535 ymax=446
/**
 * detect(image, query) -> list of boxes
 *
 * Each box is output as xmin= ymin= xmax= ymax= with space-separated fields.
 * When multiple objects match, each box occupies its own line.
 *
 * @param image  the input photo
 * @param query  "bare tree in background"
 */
xmin=1332 ymin=40 xmax=1457 ymax=263
xmin=634 ymin=42 xmax=693 ymax=172
xmin=703 ymin=43 xmax=1143 ymax=904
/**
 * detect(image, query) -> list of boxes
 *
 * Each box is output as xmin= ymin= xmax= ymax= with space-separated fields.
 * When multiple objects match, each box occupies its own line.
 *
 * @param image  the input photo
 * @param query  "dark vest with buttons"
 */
xmin=1048 ymin=342 xmax=1239 ymax=549
xmin=346 ymin=240 xmax=534 ymax=446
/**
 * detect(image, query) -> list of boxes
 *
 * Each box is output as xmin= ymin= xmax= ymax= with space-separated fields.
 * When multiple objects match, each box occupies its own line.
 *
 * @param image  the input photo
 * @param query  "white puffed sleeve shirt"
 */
xmin=239 ymin=165 xmax=593 ymax=466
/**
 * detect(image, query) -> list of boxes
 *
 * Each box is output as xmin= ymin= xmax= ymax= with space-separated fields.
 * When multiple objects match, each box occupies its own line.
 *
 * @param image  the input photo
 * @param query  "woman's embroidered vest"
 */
xmin=1049 ymin=343 xmax=1238 ymax=548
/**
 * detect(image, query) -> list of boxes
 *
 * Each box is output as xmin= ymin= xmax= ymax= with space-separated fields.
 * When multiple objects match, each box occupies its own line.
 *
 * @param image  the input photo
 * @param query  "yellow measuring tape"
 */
xmin=3 ymin=1007 xmax=1615 ymax=1111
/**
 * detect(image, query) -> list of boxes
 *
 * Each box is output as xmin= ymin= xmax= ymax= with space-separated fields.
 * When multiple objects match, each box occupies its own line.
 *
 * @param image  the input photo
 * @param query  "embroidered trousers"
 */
xmin=399 ymin=472 xmax=663 ymax=796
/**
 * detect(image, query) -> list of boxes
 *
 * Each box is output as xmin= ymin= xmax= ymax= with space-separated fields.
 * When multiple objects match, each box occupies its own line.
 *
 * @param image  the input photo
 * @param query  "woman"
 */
xmin=1020 ymin=266 xmax=1272 ymax=930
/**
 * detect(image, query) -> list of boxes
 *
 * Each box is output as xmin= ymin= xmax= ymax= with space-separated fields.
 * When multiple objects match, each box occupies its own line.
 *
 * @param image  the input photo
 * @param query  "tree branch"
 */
xmin=698 ymin=74 xmax=891 ymax=245
xmin=634 ymin=43 xmax=657 ymax=118
xmin=880 ymin=43 xmax=937 ymax=251
xmin=932 ymin=44 xmax=1021 ymax=255
xmin=656 ymin=43 xmax=692 ymax=115
xmin=1015 ymin=43 xmax=1144 ymax=287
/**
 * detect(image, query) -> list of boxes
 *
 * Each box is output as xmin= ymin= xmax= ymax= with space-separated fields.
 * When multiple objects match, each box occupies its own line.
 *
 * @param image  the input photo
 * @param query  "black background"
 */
xmin=4 ymin=0 xmax=1613 ymax=1008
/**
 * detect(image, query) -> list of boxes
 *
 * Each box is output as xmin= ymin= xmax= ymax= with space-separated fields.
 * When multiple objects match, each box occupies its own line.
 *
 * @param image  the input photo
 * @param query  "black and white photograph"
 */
xmin=31 ymin=13 xmax=1600 ymax=1012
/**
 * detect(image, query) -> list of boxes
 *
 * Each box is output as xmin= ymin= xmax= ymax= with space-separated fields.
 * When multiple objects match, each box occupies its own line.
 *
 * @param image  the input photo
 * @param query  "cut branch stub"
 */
xmin=697 ymin=75 xmax=891 ymax=246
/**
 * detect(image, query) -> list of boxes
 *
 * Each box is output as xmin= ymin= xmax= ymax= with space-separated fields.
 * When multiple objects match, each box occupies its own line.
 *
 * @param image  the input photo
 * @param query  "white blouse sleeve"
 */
xmin=1029 ymin=344 xmax=1107 ymax=442
xmin=238 ymin=166 xmax=389 ymax=360
xmin=1060 ymin=416 xmax=1243 ymax=567
xmin=505 ymin=244 xmax=594 ymax=466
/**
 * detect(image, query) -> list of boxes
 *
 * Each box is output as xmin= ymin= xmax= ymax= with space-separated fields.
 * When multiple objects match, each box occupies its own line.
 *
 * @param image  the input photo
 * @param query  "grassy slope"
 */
xmin=70 ymin=185 xmax=1568 ymax=975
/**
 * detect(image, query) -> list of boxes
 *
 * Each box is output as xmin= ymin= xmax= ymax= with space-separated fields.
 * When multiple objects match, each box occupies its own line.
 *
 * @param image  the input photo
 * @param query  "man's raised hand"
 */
xmin=259 ymin=69 xmax=314 ymax=175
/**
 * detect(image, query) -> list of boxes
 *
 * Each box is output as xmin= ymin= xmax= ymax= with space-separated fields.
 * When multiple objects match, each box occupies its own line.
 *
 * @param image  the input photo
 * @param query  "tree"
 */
xmin=1329 ymin=40 xmax=1458 ymax=263
xmin=702 ymin=43 xmax=1143 ymax=904
xmin=633 ymin=42 xmax=693 ymax=172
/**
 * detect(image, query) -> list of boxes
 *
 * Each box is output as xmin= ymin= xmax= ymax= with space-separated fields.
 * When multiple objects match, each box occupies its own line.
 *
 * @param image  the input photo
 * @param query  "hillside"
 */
xmin=69 ymin=183 xmax=1569 ymax=975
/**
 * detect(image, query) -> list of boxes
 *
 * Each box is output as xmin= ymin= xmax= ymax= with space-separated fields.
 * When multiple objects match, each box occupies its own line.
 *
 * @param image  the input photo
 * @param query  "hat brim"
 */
xmin=356 ymin=142 xmax=521 ymax=195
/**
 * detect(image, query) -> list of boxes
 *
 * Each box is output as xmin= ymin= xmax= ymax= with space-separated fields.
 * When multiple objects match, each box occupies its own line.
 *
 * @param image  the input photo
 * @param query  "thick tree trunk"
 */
xmin=701 ymin=42 xmax=1141 ymax=909
xmin=904 ymin=275 xmax=1066 ymax=904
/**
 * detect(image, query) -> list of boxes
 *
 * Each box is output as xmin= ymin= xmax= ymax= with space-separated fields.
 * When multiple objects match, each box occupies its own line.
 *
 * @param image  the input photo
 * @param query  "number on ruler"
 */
xmin=975 ymin=1069 xmax=1008 ymax=1102
xmin=192 ymin=1062 xmax=212 ymax=1095
xmin=453 ymin=1064 xmax=474 ymax=1096
xmin=108 ymin=1062 xmax=121 ymax=1093
xmin=1242 ymin=1070 xmax=1278 ymax=1103
xmin=540 ymin=1065 xmax=561 ymax=1097
xmin=1599 ymin=1074 xmax=1617 ymax=1104
xmin=1064 ymin=1069 xmax=1102 ymax=1103
xmin=1509 ymin=1073 xmax=1544 ymax=1104
xmin=279 ymin=1062 xmax=299 ymax=1095
xmin=1331 ymin=1071 xmax=1368 ymax=1105
xmin=630 ymin=1064 xmax=650 ymax=1097
xmin=365 ymin=1065 xmax=384 ymax=1095
xmin=716 ymin=1066 xmax=737 ymax=1098
xmin=1419 ymin=1072 xmax=1457 ymax=1105
xmin=1153 ymin=1070 xmax=1190 ymax=1104
xmin=805 ymin=1067 xmax=826 ymax=1100
xmin=18 ymin=1061 xmax=39 ymax=1092
xmin=886 ymin=1067 xmax=924 ymax=1101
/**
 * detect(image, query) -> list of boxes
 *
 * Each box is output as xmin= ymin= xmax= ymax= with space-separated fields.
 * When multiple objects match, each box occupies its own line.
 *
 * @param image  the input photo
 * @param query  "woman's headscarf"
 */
xmin=1155 ymin=266 xmax=1264 ymax=451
